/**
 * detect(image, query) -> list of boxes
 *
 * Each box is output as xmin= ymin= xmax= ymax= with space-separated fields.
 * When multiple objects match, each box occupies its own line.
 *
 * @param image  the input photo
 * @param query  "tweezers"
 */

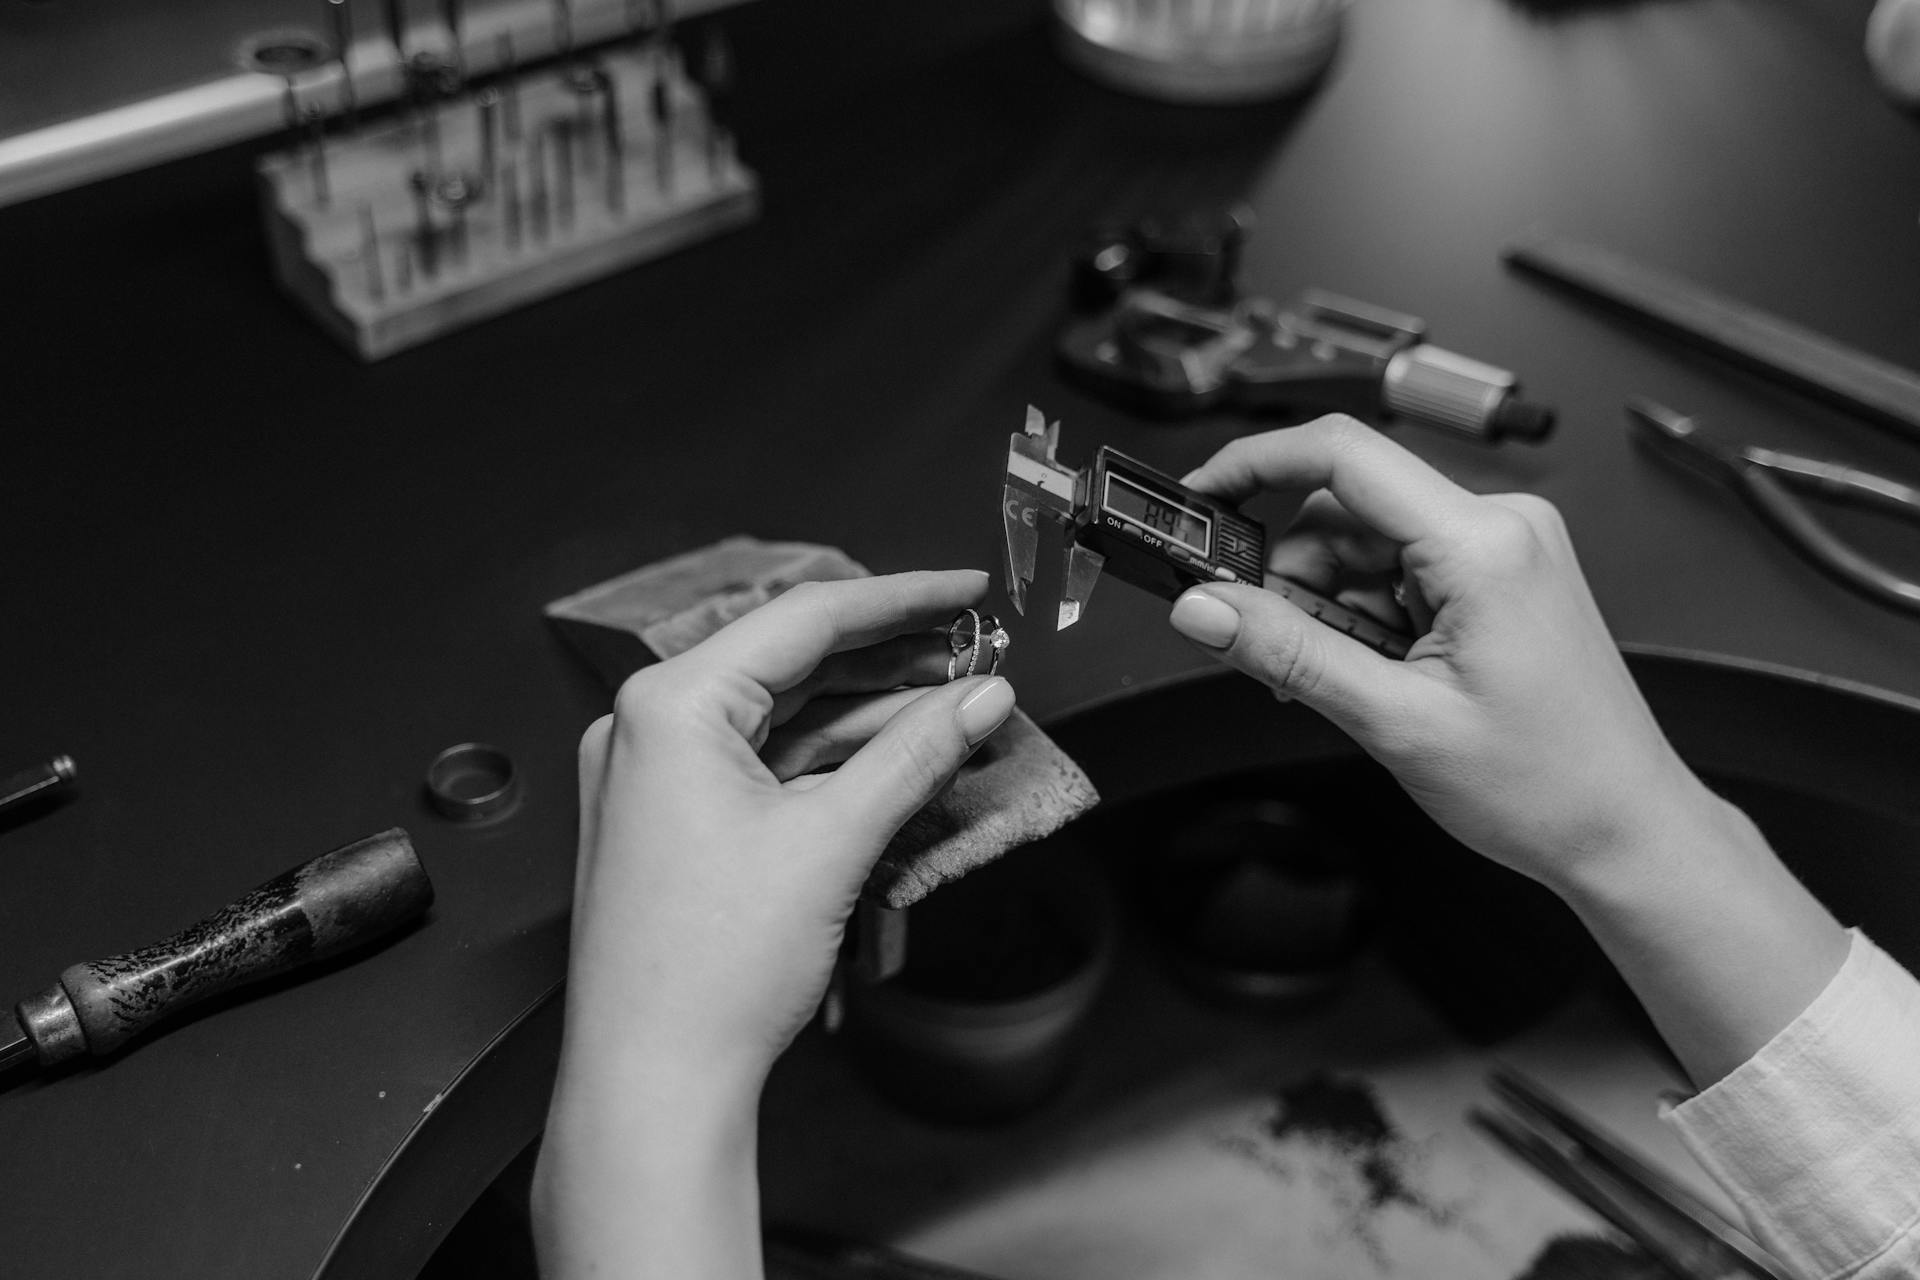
xmin=1471 ymin=1069 xmax=1792 ymax=1280
xmin=1629 ymin=398 xmax=1920 ymax=616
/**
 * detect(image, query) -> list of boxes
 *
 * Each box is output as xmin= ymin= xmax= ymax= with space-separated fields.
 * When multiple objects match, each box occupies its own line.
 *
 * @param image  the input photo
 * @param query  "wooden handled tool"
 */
xmin=1 ymin=828 xmax=433 ymax=1072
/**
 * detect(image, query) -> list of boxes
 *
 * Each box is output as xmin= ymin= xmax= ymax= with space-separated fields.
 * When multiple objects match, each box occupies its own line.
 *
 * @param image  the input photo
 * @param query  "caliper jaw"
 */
xmin=1057 ymin=542 xmax=1106 ymax=631
xmin=1002 ymin=405 xmax=1083 ymax=619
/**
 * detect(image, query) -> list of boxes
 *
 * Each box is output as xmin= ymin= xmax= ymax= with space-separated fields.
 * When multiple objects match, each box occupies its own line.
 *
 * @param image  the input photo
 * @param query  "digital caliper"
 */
xmin=1001 ymin=406 xmax=1413 ymax=659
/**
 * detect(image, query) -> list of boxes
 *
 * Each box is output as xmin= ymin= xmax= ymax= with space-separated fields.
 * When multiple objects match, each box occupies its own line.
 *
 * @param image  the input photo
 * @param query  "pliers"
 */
xmin=1629 ymin=398 xmax=1920 ymax=616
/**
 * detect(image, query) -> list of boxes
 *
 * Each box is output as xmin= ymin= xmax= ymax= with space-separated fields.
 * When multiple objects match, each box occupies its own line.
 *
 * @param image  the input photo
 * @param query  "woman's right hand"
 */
xmin=1165 ymin=415 xmax=1712 ymax=893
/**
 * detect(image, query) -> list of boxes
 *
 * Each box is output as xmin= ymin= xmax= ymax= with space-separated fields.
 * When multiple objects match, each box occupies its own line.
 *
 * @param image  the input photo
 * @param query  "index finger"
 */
xmin=684 ymin=569 xmax=989 ymax=694
xmin=1182 ymin=416 xmax=1480 ymax=546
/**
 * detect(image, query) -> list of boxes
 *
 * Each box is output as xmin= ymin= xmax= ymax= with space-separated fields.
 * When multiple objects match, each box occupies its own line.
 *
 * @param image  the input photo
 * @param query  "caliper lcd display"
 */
xmin=1103 ymin=472 xmax=1211 ymax=555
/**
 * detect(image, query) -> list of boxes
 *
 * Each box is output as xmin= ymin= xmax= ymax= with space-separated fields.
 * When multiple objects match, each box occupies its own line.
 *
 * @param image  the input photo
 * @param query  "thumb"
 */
xmin=1169 ymin=584 xmax=1412 ymax=732
xmin=812 ymin=675 xmax=1016 ymax=847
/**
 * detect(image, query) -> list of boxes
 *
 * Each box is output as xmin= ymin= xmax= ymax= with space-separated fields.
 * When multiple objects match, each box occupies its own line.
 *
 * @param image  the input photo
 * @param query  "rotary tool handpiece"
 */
xmin=1 ymin=828 xmax=433 ymax=1072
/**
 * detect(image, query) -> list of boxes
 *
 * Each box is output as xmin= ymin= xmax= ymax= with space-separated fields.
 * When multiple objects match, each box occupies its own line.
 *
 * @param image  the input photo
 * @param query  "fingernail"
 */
xmin=1170 ymin=591 xmax=1240 ymax=648
xmin=957 ymin=677 xmax=1015 ymax=744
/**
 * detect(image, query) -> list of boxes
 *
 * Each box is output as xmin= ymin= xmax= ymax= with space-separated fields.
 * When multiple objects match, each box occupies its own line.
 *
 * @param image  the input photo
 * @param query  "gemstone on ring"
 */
xmin=976 ymin=615 xmax=1011 ymax=675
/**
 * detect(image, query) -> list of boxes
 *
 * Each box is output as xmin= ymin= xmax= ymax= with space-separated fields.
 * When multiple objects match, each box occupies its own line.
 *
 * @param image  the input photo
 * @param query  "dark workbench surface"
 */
xmin=4 ymin=0 xmax=1919 ymax=1275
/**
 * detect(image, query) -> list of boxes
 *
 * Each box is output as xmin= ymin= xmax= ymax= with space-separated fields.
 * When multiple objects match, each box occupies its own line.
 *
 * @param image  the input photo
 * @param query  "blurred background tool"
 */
xmin=1052 ymin=0 xmax=1346 ymax=103
xmin=0 ymin=754 xmax=77 ymax=821
xmin=1472 ymin=1069 xmax=1792 ymax=1280
xmin=1629 ymin=399 xmax=1920 ymax=617
xmin=1062 ymin=287 xmax=1556 ymax=442
xmin=1508 ymin=232 xmax=1920 ymax=444
xmin=0 ymin=828 xmax=433 ymax=1074
xmin=256 ymin=13 xmax=755 ymax=358
xmin=1065 ymin=214 xmax=1555 ymax=443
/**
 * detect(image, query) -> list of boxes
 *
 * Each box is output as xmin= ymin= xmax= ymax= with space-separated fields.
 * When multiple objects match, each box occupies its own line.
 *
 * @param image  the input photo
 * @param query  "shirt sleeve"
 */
xmin=1663 ymin=929 xmax=1920 ymax=1280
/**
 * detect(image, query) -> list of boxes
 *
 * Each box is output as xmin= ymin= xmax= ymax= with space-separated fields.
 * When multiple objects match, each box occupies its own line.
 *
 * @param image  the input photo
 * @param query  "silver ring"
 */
xmin=947 ymin=608 xmax=979 ymax=682
xmin=947 ymin=610 xmax=1011 ymax=681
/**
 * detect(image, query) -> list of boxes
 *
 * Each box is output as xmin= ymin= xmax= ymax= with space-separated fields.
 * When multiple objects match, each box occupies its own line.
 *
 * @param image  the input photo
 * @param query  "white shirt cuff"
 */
xmin=1663 ymin=929 xmax=1920 ymax=1280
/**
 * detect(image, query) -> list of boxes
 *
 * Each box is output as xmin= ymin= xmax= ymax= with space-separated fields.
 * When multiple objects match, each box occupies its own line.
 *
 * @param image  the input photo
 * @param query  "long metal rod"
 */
xmin=0 ymin=0 xmax=745 ymax=211
xmin=1506 ymin=232 xmax=1920 ymax=444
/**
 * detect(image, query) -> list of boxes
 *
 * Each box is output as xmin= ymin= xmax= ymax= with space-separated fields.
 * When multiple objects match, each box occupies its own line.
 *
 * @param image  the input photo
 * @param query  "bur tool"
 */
xmin=439 ymin=0 xmax=465 ymax=74
xmin=651 ymin=73 xmax=674 ymax=195
xmin=360 ymin=203 xmax=385 ymax=300
xmin=383 ymin=0 xmax=408 ymax=62
xmin=502 ymin=160 xmax=523 ymax=250
xmin=476 ymin=88 xmax=499 ymax=190
xmin=1472 ymin=1069 xmax=1791 ymax=1280
xmin=598 ymin=70 xmax=626 ymax=215
xmin=497 ymin=32 xmax=524 ymax=140
xmin=528 ymin=131 xmax=551 ymax=242
xmin=553 ymin=124 xmax=577 ymax=230
xmin=435 ymin=173 xmax=476 ymax=265
xmin=408 ymin=170 xmax=438 ymax=276
xmin=304 ymin=107 xmax=331 ymax=205
xmin=0 ymin=829 xmax=433 ymax=1075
